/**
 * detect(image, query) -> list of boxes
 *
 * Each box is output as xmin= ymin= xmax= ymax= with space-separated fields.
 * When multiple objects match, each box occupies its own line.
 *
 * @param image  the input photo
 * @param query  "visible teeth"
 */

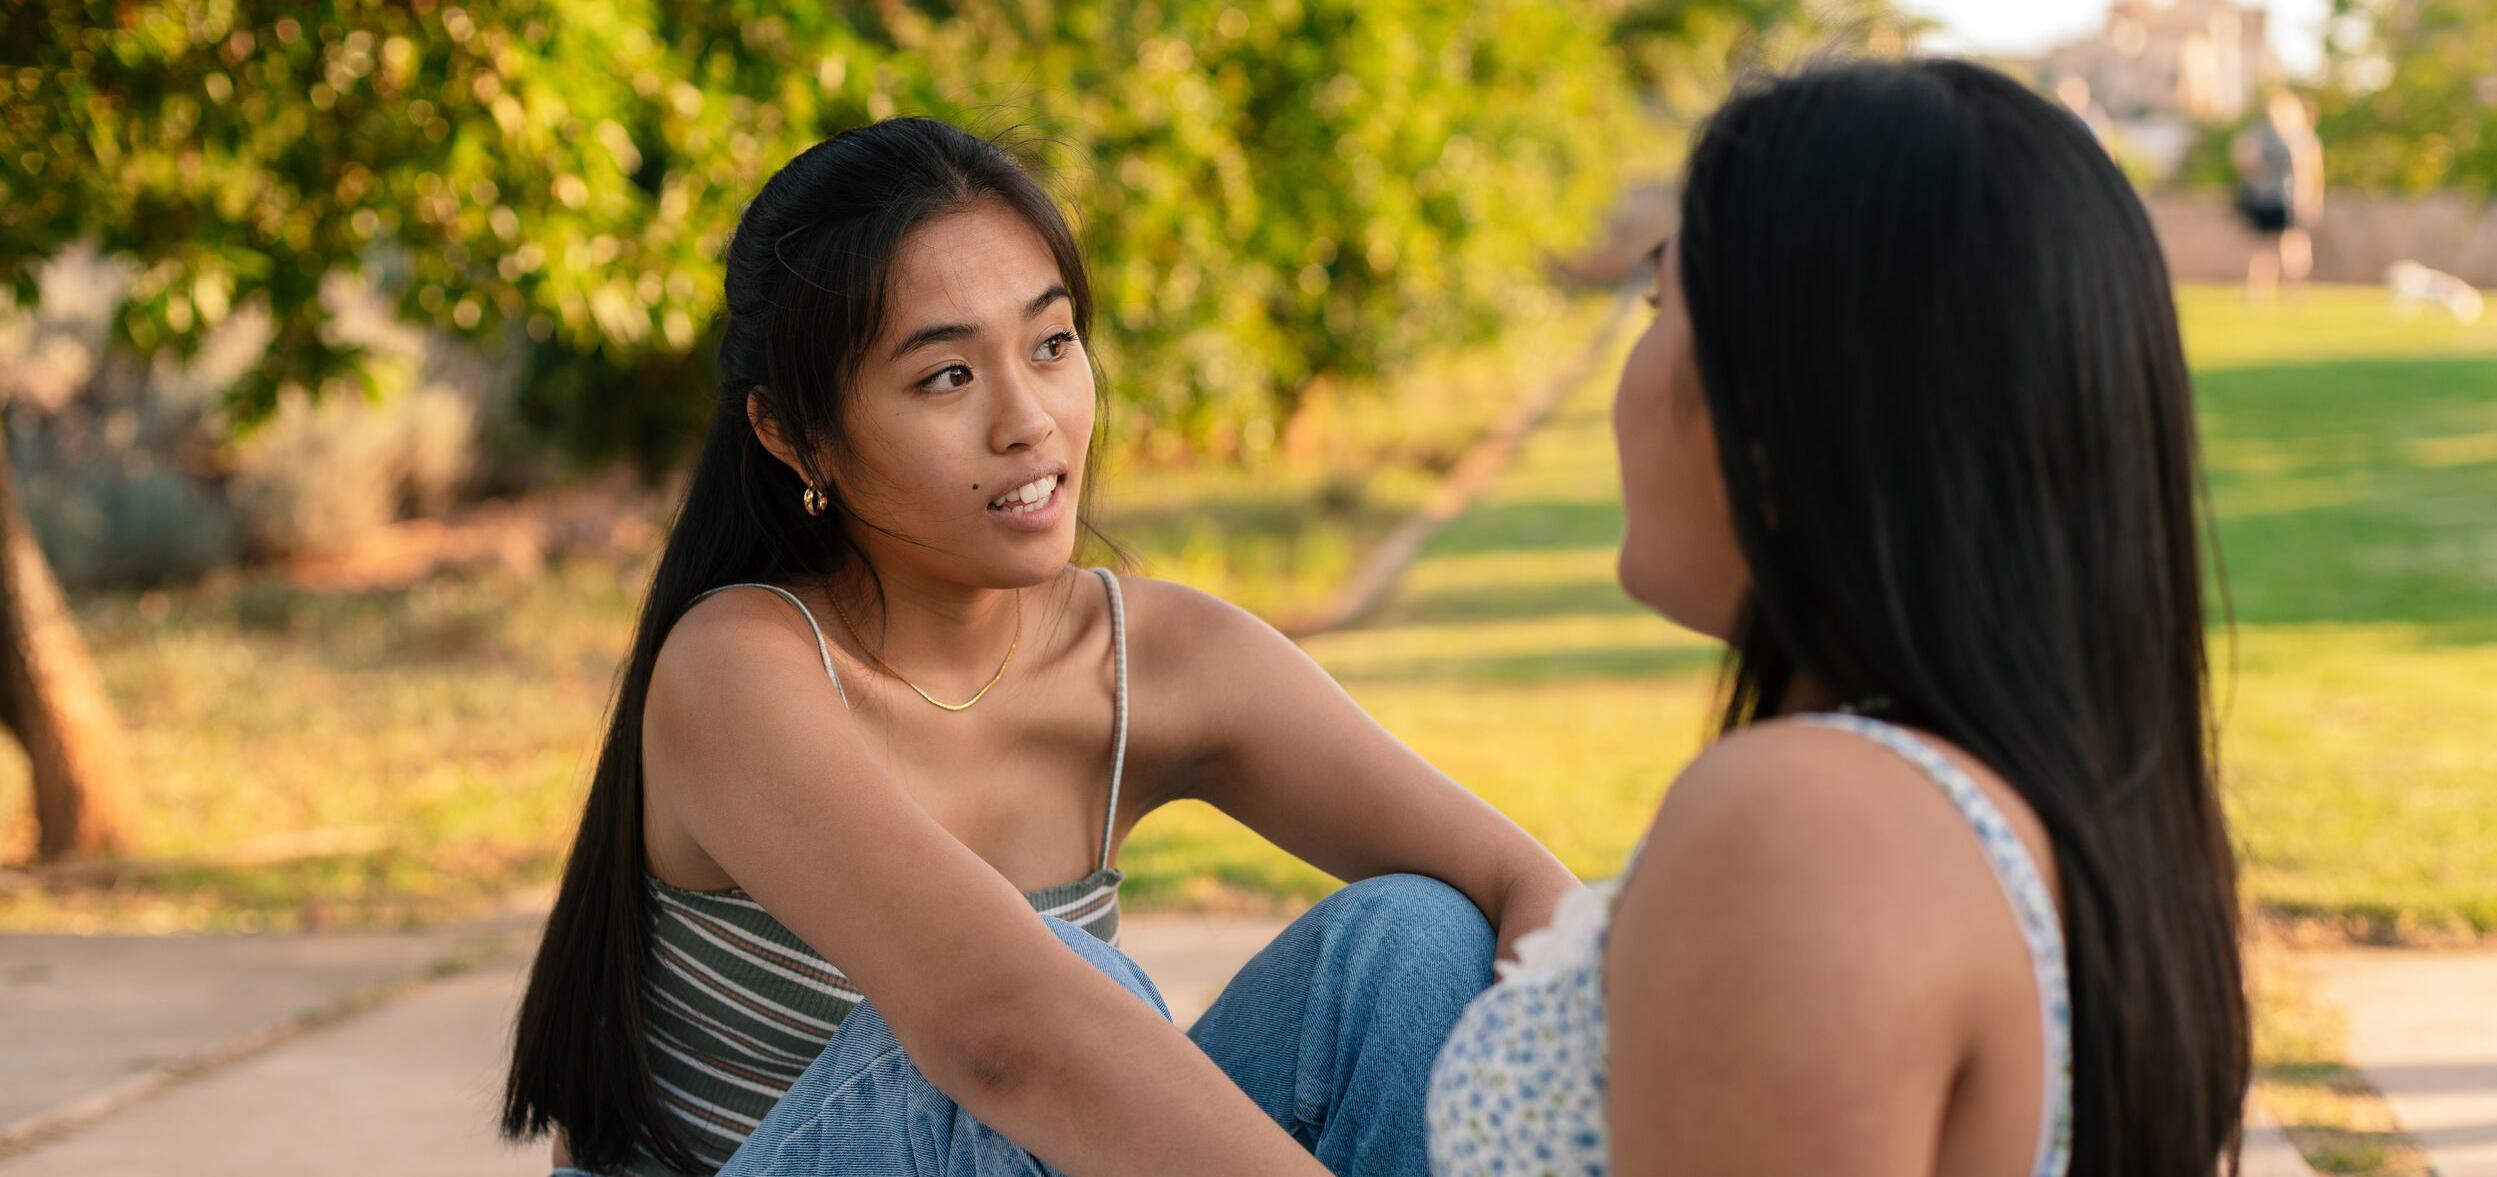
xmin=991 ymin=474 xmax=1057 ymax=511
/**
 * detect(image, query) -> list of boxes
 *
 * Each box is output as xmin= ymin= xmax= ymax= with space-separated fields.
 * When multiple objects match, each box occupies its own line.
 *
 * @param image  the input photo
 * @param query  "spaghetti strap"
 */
xmin=1799 ymin=712 xmax=2074 ymax=1177
xmin=688 ymin=582 xmax=850 ymax=708
xmin=1091 ymin=567 xmax=1130 ymax=874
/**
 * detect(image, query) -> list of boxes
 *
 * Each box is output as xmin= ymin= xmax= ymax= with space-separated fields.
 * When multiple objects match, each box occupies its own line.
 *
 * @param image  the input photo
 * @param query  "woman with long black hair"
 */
xmin=500 ymin=118 xmax=1581 ymax=1177
xmin=1426 ymin=59 xmax=2251 ymax=1176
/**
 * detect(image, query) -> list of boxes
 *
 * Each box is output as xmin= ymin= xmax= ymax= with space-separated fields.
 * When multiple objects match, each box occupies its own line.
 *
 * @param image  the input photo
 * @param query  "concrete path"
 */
xmin=0 ymin=927 xmax=467 ymax=1133
xmin=0 ymin=907 xmax=2332 ymax=1175
xmin=0 ymin=953 xmax=543 ymax=1177
xmin=0 ymin=913 xmax=1290 ymax=1175
xmin=2307 ymin=947 xmax=2497 ymax=1177
xmin=2243 ymin=1103 xmax=2320 ymax=1177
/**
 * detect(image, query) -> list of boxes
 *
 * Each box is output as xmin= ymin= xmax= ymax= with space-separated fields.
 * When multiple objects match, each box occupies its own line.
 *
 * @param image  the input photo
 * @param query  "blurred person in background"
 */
xmin=2234 ymin=89 xmax=2327 ymax=301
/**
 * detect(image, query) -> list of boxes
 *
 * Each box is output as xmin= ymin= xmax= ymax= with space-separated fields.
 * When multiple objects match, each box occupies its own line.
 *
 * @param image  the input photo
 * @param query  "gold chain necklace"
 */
xmin=825 ymin=590 xmax=1021 ymax=713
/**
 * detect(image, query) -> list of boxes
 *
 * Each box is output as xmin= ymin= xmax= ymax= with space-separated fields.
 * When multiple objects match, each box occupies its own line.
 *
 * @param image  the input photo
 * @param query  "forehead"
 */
xmin=882 ymin=200 xmax=1064 ymax=324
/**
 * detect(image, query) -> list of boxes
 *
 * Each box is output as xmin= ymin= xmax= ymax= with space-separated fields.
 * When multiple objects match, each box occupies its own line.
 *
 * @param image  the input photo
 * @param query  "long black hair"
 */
xmin=1678 ymin=61 xmax=2249 ymax=1174
xmin=500 ymin=117 xmax=1109 ymax=1172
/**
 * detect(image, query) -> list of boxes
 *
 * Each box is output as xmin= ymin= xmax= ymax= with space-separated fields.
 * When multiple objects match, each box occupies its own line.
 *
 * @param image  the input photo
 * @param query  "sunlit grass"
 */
xmin=1093 ymin=293 xmax=1617 ymax=623
xmin=0 ymin=294 xmax=1617 ymax=930
xmin=6 ymin=284 xmax=2492 ymax=942
xmin=1117 ymin=286 xmax=2497 ymax=939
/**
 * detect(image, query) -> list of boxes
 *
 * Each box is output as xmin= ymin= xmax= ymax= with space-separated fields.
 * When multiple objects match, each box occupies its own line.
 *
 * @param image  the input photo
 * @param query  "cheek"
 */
xmin=1612 ymin=339 xmax=1746 ymax=637
xmin=838 ymin=412 xmax=967 ymax=520
xmin=1052 ymin=367 xmax=1097 ymax=454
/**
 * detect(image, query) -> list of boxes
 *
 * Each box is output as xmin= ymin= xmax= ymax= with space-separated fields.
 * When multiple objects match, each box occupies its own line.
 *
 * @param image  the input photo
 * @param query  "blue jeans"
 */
xmin=706 ymin=873 xmax=1495 ymax=1177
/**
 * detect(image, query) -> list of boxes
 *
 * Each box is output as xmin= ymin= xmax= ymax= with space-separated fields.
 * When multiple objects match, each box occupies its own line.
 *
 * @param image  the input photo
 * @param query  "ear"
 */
xmin=746 ymin=388 xmax=807 ymax=479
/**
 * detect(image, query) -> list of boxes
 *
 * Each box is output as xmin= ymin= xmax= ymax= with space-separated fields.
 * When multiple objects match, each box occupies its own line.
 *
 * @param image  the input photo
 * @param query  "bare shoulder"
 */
xmin=1604 ymin=721 xmax=2062 ymax=1165
xmin=651 ymin=584 xmax=834 ymax=701
xmin=644 ymin=584 xmax=859 ymax=762
xmin=1109 ymin=573 xmax=1297 ymax=673
xmin=1648 ymin=717 xmax=2052 ymax=881
xmin=1615 ymin=718 xmax=2052 ymax=998
xmin=639 ymin=585 xmax=862 ymax=888
xmin=1111 ymin=573 xmax=1273 ymax=636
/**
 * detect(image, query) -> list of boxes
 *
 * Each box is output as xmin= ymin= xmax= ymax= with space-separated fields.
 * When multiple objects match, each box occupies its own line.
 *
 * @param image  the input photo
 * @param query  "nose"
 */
xmin=986 ymin=363 xmax=1057 ymax=454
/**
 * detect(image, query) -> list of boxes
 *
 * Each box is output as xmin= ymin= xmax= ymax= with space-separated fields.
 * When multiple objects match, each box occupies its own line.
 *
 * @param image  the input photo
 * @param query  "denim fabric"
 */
xmin=693 ymin=873 xmax=1495 ymax=1177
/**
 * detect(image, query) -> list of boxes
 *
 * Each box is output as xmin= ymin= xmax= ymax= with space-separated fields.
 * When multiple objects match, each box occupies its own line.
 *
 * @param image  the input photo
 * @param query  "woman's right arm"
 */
xmin=644 ymin=592 xmax=1325 ymax=1177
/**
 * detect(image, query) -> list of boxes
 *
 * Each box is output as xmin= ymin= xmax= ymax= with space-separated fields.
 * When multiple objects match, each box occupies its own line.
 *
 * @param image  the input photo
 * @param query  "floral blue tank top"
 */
xmin=1424 ymin=713 xmax=2073 ymax=1177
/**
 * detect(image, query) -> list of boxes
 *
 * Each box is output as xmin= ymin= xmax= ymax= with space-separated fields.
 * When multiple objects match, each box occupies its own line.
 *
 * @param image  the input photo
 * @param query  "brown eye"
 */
xmin=1034 ymin=330 xmax=1078 ymax=361
xmin=923 ymin=363 xmax=972 ymax=392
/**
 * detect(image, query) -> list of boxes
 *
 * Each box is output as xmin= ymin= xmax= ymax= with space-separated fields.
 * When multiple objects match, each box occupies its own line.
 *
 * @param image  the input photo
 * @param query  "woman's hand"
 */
xmin=1491 ymin=862 xmax=1589 ymax=966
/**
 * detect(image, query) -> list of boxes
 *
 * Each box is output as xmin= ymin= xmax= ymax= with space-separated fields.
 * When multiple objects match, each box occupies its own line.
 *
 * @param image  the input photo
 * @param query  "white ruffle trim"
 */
xmin=1493 ymin=880 xmax=1621 ymax=984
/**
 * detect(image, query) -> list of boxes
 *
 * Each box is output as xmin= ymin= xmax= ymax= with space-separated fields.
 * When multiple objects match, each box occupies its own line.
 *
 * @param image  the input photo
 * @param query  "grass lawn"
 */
xmin=5 ymin=283 xmax=2476 ymax=1176
xmin=1128 ymin=282 xmax=2497 ymax=1176
xmin=2 ymin=284 xmax=2489 ymax=945
xmin=0 ymin=292 xmax=1618 ymax=931
xmin=1123 ymin=285 xmax=2497 ymax=943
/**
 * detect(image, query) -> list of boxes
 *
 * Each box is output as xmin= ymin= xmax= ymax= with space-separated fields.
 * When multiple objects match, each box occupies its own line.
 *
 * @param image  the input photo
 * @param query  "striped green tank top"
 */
xmin=632 ymin=569 xmax=1131 ymax=1175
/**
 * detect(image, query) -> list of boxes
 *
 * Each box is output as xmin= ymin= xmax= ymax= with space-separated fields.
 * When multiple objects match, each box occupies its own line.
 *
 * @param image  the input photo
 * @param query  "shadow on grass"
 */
xmin=1331 ymin=639 xmax=1721 ymax=689
xmin=2259 ymin=1062 xmax=2440 ymax=1176
xmin=1 ymin=843 xmax=562 ymax=933
xmin=1101 ymin=487 xmax=1390 ymax=544
xmin=1390 ymin=575 xmax=1651 ymax=626
xmin=1408 ymin=496 xmax=1628 ymax=559
xmin=2197 ymin=356 xmax=2497 ymax=643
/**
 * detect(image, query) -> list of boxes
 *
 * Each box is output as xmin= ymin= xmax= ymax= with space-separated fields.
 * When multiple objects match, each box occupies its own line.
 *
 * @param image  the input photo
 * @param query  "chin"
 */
xmin=1618 ymin=547 xmax=1730 ymax=641
xmin=1616 ymin=545 xmax=1662 ymax=613
xmin=993 ymin=535 xmax=1081 ymax=587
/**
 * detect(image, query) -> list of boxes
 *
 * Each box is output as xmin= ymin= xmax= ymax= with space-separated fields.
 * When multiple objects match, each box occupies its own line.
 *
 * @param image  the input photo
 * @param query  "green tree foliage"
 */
xmin=2313 ymin=0 xmax=2497 ymax=195
xmin=1612 ymin=0 xmax=1924 ymax=117
xmin=3 ymin=0 xmax=1633 ymax=464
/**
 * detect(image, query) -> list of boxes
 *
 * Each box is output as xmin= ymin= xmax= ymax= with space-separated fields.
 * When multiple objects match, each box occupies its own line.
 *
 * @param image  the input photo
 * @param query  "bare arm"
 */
xmin=1604 ymin=724 xmax=2009 ymax=1175
xmin=1128 ymin=578 xmax=1582 ymax=960
xmin=2293 ymin=137 xmax=2327 ymax=218
xmin=646 ymin=590 xmax=1325 ymax=1177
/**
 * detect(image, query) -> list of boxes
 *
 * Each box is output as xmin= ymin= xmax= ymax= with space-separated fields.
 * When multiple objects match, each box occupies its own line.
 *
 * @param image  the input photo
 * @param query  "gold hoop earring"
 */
xmin=801 ymin=485 xmax=828 ymax=517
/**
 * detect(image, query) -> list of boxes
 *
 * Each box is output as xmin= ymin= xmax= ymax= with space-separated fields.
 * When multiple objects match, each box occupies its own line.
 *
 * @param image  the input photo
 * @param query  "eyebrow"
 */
xmin=886 ymin=284 xmax=1073 ymax=362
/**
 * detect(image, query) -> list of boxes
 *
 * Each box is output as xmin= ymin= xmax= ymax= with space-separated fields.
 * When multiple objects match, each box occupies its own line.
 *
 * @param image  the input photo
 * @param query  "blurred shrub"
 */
xmin=18 ymin=455 xmax=240 ymax=586
xmin=2 ymin=0 xmax=1634 ymax=469
xmin=2313 ymin=0 xmax=2497 ymax=196
xmin=224 ymin=380 xmax=479 ymax=556
xmin=1 ymin=250 xmax=517 ymax=581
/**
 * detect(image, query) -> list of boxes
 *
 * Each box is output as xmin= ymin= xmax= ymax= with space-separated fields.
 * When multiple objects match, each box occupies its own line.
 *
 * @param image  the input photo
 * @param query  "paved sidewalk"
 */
xmin=0 ymin=953 xmax=542 ymax=1176
xmin=0 ymin=910 xmax=534 ymax=1149
xmin=0 ymin=913 xmax=1290 ymax=1175
xmin=2307 ymin=947 xmax=2497 ymax=1177
xmin=0 ymin=907 xmax=2332 ymax=1174
xmin=2243 ymin=1104 xmax=2319 ymax=1177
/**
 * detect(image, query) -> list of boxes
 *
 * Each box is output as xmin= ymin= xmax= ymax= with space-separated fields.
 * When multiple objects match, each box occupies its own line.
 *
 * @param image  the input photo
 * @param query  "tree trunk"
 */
xmin=0 ymin=420 xmax=131 ymax=861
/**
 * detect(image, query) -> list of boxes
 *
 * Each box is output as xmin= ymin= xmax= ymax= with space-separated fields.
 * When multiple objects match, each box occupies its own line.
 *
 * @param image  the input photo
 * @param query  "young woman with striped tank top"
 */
xmin=498 ymin=119 xmax=1581 ymax=1177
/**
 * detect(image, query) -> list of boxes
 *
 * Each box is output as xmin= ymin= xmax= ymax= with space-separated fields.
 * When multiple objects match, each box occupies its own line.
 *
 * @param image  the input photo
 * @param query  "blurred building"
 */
xmin=2035 ymin=0 xmax=2282 ymax=176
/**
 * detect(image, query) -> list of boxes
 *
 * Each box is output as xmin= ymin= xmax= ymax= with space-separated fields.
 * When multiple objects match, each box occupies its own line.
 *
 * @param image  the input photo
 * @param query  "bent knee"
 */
xmin=1036 ymin=916 xmax=1169 ymax=1019
xmin=1316 ymin=874 xmax=1493 ymax=946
